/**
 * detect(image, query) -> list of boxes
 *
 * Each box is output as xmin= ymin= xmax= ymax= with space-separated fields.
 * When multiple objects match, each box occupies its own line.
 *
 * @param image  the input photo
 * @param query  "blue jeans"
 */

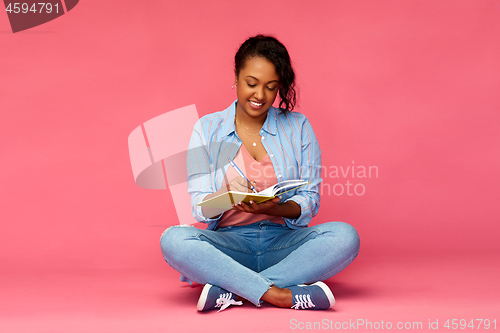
xmin=160 ymin=221 xmax=360 ymax=306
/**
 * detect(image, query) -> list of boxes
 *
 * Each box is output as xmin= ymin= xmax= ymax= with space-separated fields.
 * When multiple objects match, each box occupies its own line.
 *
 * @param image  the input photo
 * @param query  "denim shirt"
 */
xmin=187 ymin=100 xmax=322 ymax=230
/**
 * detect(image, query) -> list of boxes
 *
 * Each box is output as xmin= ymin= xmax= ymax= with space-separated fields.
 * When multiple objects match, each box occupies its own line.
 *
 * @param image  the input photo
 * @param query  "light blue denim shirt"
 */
xmin=187 ymin=100 xmax=322 ymax=230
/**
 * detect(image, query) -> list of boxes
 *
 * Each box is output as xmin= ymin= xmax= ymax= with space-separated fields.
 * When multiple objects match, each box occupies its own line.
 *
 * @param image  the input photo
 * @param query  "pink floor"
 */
xmin=2 ymin=251 xmax=498 ymax=333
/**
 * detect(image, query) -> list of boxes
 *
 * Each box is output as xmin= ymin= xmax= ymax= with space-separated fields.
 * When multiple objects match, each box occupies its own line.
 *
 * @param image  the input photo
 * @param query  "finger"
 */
xmin=233 ymin=180 xmax=251 ymax=192
xmin=237 ymin=201 xmax=252 ymax=212
xmin=230 ymin=177 xmax=247 ymax=189
xmin=233 ymin=205 xmax=244 ymax=212
xmin=238 ymin=185 xmax=250 ymax=192
xmin=232 ymin=181 xmax=250 ymax=192
xmin=245 ymin=181 xmax=255 ymax=193
xmin=249 ymin=200 xmax=259 ymax=210
xmin=245 ymin=180 xmax=256 ymax=191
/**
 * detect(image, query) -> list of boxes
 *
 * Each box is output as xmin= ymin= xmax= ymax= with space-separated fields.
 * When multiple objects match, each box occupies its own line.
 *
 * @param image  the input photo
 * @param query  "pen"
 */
xmin=229 ymin=160 xmax=257 ymax=193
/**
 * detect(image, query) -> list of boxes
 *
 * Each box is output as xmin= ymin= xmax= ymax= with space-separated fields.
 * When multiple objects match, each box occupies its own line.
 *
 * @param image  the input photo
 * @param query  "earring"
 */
xmin=232 ymin=84 xmax=237 ymax=90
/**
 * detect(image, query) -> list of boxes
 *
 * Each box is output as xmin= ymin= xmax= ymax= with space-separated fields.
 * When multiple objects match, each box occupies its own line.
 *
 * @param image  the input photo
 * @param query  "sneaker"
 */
xmin=197 ymin=284 xmax=243 ymax=312
xmin=287 ymin=281 xmax=335 ymax=310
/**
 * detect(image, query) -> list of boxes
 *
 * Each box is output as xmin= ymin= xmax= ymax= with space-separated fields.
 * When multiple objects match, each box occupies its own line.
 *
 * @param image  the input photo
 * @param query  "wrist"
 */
xmin=266 ymin=201 xmax=301 ymax=219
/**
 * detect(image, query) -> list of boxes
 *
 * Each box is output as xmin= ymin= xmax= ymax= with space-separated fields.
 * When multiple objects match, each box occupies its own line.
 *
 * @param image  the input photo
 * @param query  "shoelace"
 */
xmin=291 ymin=294 xmax=316 ymax=309
xmin=215 ymin=292 xmax=243 ymax=312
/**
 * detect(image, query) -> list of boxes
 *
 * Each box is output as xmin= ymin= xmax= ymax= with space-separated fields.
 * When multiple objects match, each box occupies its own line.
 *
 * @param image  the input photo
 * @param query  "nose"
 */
xmin=254 ymin=86 xmax=264 ymax=101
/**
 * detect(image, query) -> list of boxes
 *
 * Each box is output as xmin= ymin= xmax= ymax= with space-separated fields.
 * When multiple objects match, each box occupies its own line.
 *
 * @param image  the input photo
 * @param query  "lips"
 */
xmin=249 ymin=100 xmax=264 ymax=108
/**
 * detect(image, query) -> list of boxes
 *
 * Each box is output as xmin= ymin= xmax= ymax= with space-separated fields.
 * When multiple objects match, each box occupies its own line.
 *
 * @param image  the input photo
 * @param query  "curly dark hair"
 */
xmin=235 ymin=35 xmax=297 ymax=113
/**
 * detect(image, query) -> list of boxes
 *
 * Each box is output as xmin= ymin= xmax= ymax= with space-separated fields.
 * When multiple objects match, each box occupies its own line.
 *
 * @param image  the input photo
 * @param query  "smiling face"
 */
xmin=235 ymin=56 xmax=280 ymax=124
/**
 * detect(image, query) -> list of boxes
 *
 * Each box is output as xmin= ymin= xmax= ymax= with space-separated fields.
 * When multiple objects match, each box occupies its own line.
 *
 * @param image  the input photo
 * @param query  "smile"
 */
xmin=249 ymin=100 xmax=264 ymax=107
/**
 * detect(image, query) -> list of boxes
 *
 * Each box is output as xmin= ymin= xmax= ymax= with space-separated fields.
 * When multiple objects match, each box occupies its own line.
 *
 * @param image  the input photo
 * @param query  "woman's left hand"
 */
xmin=231 ymin=197 xmax=280 ymax=215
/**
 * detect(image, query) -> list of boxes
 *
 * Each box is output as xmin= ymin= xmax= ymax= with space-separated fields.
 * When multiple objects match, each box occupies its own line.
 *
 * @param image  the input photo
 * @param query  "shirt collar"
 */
xmin=221 ymin=100 xmax=278 ymax=137
xmin=263 ymin=105 xmax=278 ymax=136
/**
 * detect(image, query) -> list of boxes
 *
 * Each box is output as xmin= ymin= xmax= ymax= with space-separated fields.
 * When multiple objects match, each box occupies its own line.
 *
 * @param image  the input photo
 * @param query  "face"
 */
xmin=235 ymin=56 xmax=280 ymax=121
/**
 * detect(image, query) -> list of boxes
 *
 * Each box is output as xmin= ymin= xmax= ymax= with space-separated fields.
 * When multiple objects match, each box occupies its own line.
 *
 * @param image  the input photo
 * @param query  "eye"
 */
xmin=267 ymin=86 xmax=277 ymax=91
xmin=247 ymin=83 xmax=256 ymax=88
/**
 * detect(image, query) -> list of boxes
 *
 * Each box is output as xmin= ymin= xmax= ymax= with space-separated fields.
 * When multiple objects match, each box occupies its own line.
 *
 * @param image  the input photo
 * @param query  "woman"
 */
xmin=160 ymin=35 xmax=360 ymax=312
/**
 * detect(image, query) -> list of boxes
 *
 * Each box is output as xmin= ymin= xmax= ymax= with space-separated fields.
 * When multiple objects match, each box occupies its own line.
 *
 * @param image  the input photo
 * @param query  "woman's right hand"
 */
xmin=227 ymin=176 xmax=256 ymax=193
xmin=201 ymin=177 xmax=255 ymax=219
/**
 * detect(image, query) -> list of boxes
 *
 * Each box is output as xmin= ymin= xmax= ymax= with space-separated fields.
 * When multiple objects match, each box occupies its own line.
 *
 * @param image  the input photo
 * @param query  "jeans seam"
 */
xmin=266 ymin=230 xmax=322 ymax=251
xmin=257 ymin=229 xmax=262 ymax=272
xmin=196 ymin=232 xmax=254 ymax=254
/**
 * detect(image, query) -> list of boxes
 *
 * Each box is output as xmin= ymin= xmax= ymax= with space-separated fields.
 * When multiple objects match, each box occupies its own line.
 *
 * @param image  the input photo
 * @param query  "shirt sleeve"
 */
xmin=186 ymin=120 xmax=224 ymax=224
xmin=283 ymin=117 xmax=322 ymax=227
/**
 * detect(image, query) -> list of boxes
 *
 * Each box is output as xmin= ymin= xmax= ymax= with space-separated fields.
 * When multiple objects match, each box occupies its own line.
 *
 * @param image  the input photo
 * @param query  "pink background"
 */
xmin=1 ymin=0 xmax=499 ymax=332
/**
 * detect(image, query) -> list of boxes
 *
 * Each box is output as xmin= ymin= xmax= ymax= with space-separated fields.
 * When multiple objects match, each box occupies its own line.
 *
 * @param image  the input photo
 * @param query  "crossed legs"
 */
xmin=160 ymin=221 xmax=360 ymax=307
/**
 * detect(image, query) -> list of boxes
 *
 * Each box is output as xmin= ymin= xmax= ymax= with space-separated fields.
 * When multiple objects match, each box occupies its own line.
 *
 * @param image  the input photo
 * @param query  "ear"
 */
xmin=234 ymin=70 xmax=238 ymax=85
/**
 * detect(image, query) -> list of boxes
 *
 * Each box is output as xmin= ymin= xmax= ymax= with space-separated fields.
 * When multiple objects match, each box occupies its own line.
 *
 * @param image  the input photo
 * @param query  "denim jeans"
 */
xmin=160 ymin=221 xmax=360 ymax=306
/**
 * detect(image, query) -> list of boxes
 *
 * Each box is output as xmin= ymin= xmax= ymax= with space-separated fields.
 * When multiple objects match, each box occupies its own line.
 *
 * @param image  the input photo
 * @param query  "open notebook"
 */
xmin=197 ymin=180 xmax=309 ymax=210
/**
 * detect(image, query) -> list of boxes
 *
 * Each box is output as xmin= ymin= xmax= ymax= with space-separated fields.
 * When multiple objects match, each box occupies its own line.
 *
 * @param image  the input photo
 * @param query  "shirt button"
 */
xmin=261 ymin=136 xmax=265 ymax=140
xmin=278 ymin=174 xmax=282 ymax=178
xmin=270 ymin=154 xmax=274 ymax=158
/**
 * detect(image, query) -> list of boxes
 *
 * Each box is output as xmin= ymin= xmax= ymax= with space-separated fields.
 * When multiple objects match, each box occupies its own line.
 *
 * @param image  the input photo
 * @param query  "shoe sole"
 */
xmin=197 ymin=283 xmax=213 ymax=311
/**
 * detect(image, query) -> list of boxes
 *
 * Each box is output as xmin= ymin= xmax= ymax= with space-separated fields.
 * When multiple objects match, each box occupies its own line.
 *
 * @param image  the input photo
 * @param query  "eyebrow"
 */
xmin=245 ymin=75 xmax=279 ymax=83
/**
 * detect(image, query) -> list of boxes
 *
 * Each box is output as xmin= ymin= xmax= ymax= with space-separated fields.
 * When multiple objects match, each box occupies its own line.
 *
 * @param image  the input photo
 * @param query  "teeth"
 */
xmin=250 ymin=101 xmax=263 ymax=106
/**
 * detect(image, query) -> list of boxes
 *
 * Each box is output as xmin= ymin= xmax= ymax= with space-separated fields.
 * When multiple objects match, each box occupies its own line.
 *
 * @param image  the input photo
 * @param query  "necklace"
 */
xmin=241 ymin=129 xmax=260 ymax=147
xmin=235 ymin=118 xmax=262 ymax=135
xmin=235 ymin=118 xmax=261 ymax=146
xmin=238 ymin=125 xmax=261 ymax=137
xmin=235 ymin=118 xmax=261 ymax=131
